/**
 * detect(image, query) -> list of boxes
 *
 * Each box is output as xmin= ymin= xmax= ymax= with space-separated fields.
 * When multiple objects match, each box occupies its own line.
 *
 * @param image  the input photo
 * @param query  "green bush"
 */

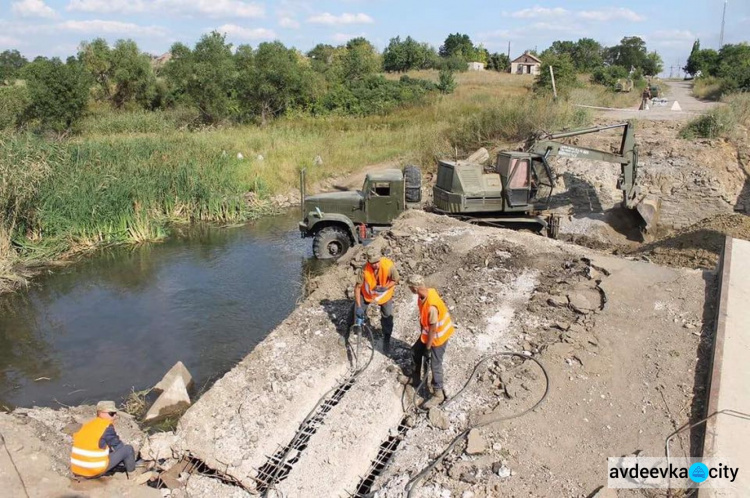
xmin=0 ymin=85 xmax=29 ymax=130
xmin=679 ymin=94 xmax=750 ymax=139
xmin=590 ymin=66 xmax=629 ymax=88
xmin=315 ymin=75 xmax=436 ymax=116
xmin=21 ymin=58 xmax=91 ymax=132
xmin=437 ymin=69 xmax=457 ymax=94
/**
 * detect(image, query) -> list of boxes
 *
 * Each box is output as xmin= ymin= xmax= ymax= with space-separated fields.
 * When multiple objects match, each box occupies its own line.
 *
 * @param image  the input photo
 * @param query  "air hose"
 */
xmin=405 ymin=352 xmax=550 ymax=498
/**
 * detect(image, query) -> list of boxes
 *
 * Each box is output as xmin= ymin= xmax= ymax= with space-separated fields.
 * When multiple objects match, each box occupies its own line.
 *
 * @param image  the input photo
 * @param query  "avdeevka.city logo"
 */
xmin=689 ymin=462 xmax=709 ymax=484
xmin=607 ymin=457 xmax=739 ymax=488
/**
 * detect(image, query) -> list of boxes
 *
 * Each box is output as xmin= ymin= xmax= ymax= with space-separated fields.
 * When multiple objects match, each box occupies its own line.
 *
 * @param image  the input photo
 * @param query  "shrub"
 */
xmin=437 ymin=69 xmax=457 ymax=94
xmin=0 ymin=85 xmax=29 ymax=130
xmin=21 ymin=58 xmax=91 ymax=132
xmin=679 ymin=93 xmax=750 ymax=139
xmin=590 ymin=66 xmax=629 ymax=88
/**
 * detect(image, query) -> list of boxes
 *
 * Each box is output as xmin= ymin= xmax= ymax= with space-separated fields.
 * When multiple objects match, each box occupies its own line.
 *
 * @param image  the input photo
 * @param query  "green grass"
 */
xmin=679 ymin=93 xmax=750 ymax=139
xmin=0 ymin=70 xmax=591 ymax=293
xmin=692 ymin=77 xmax=724 ymax=101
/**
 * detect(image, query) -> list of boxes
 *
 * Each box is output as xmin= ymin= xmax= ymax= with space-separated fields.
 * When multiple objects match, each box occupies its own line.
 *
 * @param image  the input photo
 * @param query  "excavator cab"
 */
xmin=495 ymin=152 xmax=555 ymax=210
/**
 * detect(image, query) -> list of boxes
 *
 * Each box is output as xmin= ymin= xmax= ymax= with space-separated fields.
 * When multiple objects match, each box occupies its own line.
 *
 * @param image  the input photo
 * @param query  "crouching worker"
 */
xmin=352 ymin=246 xmax=400 ymax=354
xmin=407 ymin=274 xmax=455 ymax=409
xmin=70 ymin=401 xmax=136 ymax=478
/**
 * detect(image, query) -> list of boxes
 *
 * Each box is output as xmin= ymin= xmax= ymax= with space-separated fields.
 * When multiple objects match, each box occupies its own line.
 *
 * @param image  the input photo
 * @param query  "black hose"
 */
xmin=266 ymin=322 xmax=375 ymax=491
xmin=404 ymin=352 xmax=550 ymax=498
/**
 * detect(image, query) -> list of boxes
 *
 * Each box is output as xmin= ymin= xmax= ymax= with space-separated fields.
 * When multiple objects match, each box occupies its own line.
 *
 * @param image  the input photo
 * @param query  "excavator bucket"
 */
xmin=635 ymin=195 xmax=661 ymax=234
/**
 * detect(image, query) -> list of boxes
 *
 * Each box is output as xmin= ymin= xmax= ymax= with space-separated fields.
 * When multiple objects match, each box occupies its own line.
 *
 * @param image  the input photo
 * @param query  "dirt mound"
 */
xmin=628 ymin=213 xmax=750 ymax=269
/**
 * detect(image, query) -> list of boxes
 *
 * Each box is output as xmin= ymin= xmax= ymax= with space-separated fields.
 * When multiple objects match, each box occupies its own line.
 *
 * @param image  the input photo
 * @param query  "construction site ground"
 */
xmin=1 ymin=81 xmax=749 ymax=497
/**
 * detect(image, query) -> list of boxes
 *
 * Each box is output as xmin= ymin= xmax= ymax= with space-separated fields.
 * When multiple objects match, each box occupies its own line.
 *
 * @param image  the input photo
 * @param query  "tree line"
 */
xmin=1 ymin=32 xmax=666 ymax=132
xmin=684 ymin=40 xmax=750 ymax=95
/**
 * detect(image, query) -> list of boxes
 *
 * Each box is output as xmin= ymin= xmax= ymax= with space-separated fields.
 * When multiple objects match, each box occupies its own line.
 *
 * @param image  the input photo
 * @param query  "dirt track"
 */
xmin=595 ymin=80 xmax=719 ymax=121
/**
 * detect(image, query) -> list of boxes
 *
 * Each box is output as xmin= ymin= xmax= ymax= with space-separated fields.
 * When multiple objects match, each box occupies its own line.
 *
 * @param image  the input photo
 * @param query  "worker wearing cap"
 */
xmin=407 ymin=274 xmax=455 ymax=409
xmin=70 ymin=401 xmax=137 ymax=478
xmin=353 ymin=246 xmax=400 ymax=353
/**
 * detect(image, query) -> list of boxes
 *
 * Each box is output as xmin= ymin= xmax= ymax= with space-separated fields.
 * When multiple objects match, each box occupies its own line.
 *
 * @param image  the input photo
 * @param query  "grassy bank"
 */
xmin=0 ymin=71 xmax=591 ymax=293
xmin=680 ymin=93 xmax=750 ymax=140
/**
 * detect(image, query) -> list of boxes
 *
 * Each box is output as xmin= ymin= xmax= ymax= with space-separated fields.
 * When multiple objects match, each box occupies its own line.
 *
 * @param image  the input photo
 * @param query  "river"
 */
xmin=0 ymin=211 xmax=325 ymax=409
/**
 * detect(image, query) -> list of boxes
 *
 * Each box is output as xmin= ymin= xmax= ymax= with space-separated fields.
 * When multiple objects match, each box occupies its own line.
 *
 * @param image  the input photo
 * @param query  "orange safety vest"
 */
xmin=419 ymin=288 xmax=455 ymax=347
xmin=361 ymin=258 xmax=396 ymax=305
xmin=70 ymin=418 xmax=111 ymax=477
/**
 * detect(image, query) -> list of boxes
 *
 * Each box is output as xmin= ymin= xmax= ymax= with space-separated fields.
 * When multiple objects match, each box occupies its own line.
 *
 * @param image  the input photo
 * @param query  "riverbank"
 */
xmin=0 ymin=211 xmax=713 ymax=496
xmin=2 ymin=71 xmax=592 ymax=296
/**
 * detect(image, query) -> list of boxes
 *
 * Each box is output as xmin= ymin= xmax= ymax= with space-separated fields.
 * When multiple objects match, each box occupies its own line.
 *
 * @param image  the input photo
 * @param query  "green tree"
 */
xmin=605 ymin=36 xmax=647 ymax=71
xmin=436 ymin=69 xmax=457 ymax=94
xmin=78 ymin=38 xmax=113 ymax=100
xmin=572 ymin=38 xmax=604 ymax=72
xmin=0 ymin=49 xmax=28 ymax=83
xmin=238 ymin=41 xmax=317 ymax=125
xmin=333 ymin=37 xmax=381 ymax=82
xmin=21 ymin=57 xmax=91 ymax=132
xmin=383 ymin=36 xmax=439 ymax=72
xmin=684 ymin=40 xmax=719 ymax=77
xmin=163 ymin=31 xmax=236 ymax=123
xmin=439 ymin=33 xmax=477 ymax=59
xmin=307 ymin=43 xmax=336 ymax=73
xmin=715 ymin=43 xmax=750 ymax=92
xmin=107 ymin=40 xmax=157 ymax=109
xmin=642 ymin=51 xmax=663 ymax=76
xmin=534 ymin=53 xmax=577 ymax=95
xmin=487 ymin=53 xmax=510 ymax=72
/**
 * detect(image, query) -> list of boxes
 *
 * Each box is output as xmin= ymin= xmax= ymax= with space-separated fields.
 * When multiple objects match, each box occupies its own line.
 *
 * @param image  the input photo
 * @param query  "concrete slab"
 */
xmin=701 ymin=237 xmax=750 ymax=497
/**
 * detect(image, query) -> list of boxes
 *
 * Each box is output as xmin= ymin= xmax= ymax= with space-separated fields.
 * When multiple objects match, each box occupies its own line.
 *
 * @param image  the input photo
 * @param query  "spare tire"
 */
xmin=403 ymin=165 xmax=422 ymax=203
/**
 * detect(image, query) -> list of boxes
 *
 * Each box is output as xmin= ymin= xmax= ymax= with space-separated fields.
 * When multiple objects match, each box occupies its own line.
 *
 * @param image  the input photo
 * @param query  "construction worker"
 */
xmin=353 ymin=246 xmax=399 ymax=353
xmin=70 ymin=401 xmax=137 ymax=478
xmin=407 ymin=274 xmax=455 ymax=409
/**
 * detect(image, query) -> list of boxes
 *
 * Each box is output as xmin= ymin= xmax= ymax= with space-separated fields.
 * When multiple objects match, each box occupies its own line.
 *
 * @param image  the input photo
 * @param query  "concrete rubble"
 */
xmin=144 ymin=362 xmax=193 ymax=422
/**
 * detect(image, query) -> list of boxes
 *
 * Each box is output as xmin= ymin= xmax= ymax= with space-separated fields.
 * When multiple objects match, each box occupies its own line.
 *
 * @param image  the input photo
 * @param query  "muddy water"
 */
xmin=0 ymin=212 xmax=326 ymax=409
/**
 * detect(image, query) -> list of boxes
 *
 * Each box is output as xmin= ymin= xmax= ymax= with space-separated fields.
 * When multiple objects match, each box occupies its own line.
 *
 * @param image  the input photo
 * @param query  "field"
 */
xmin=0 ymin=70 xmax=598 ymax=294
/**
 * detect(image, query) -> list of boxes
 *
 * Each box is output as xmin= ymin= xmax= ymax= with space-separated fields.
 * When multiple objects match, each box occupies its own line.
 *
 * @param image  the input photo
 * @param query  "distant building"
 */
xmin=510 ymin=52 xmax=542 ymax=75
xmin=467 ymin=61 xmax=485 ymax=71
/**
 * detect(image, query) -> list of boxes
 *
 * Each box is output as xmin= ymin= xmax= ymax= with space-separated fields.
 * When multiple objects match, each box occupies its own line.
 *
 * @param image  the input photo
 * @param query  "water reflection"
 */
xmin=0 ymin=212 xmax=324 ymax=408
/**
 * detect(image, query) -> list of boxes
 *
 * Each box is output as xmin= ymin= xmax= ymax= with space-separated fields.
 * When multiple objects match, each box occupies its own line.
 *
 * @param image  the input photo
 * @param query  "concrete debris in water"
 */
xmin=145 ymin=362 xmax=193 ymax=422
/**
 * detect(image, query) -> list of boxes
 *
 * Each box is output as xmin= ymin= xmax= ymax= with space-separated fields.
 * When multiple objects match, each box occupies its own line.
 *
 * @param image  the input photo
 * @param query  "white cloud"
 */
xmin=279 ymin=17 xmax=301 ymax=29
xmin=650 ymin=30 xmax=697 ymax=41
xmin=308 ymin=13 xmax=374 ymax=25
xmin=57 ymin=20 xmax=167 ymax=37
xmin=217 ymin=24 xmax=276 ymax=40
xmin=0 ymin=35 xmax=23 ymax=47
xmin=11 ymin=0 xmax=57 ymax=18
xmin=577 ymin=8 xmax=644 ymax=22
xmin=504 ymin=6 xmax=567 ymax=19
xmin=331 ymin=32 xmax=364 ymax=43
xmin=67 ymin=0 xmax=265 ymax=19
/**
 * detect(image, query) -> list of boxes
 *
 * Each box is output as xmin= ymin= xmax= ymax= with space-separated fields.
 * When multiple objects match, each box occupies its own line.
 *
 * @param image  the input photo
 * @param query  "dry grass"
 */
xmin=692 ymin=77 xmax=723 ymax=101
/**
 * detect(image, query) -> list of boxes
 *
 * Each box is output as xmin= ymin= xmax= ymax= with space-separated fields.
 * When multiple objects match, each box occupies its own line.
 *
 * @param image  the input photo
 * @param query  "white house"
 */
xmin=510 ymin=52 xmax=542 ymax=75
xmin=467 ymin=61 xmax=485 ymax=71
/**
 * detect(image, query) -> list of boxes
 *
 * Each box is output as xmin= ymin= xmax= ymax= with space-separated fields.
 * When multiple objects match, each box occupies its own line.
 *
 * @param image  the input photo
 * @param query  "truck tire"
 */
xmin=313 ymin=226 xmax=351 ymax=260
xmin=404 ymin=165 xmax=422 ymax=203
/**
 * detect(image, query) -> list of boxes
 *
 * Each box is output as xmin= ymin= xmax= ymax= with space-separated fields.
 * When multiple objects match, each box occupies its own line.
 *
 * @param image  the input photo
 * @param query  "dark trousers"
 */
xmin=353 ymin=300 xmax=394 ymax=337
xmin=105 ymin=444 xmax=136 ymax=473
xmin=411 ymin=338 xmax=447 ymax=390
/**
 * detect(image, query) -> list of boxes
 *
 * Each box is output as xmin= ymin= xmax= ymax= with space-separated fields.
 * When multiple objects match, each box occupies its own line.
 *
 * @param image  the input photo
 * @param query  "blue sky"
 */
xmin=1 ymin=0 xmax=748 ymax=75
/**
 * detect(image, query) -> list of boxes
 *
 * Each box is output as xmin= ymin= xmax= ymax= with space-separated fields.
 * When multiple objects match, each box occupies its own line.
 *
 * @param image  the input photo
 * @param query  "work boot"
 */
xmin=383 ymin=335 xmax=391 ymax=355
xmin=422 ymin=389 xmax=445 ymax=410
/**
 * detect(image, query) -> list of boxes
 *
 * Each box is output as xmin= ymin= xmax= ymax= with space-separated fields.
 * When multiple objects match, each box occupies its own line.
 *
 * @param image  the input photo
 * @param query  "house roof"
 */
xmin=511 ymin=53 xmax=542 ymax=64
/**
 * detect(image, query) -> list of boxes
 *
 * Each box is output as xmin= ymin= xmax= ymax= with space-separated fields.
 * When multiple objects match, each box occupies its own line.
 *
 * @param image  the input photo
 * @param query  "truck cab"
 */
xmin=299 ymin=168 xmax=420 ymax=259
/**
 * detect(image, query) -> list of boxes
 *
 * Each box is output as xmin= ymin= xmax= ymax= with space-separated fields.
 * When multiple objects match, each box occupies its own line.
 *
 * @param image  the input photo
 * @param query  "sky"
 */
xmin=1 ymin=0 xmax=749 ymax=76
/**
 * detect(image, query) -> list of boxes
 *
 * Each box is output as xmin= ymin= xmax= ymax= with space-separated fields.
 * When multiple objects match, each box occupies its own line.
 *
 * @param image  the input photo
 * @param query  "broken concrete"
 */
xmin=153 ymin=361 xmax=193 ymax=393
xmin=144 ymin=375 xmax=191 ymax=423
xmin=465 ymin=429 xmax=486 ymax=455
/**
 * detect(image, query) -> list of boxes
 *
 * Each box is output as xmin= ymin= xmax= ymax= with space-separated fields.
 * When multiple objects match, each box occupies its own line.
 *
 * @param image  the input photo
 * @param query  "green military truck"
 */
xmin=299 ymin=123 xmax=660 ymax=260
xmin=298 ymin=166 xmax=422 ymax=259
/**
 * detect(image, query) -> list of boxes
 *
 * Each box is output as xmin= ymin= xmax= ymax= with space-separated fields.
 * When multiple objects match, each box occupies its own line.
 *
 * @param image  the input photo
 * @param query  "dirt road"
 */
xmin=594 ymin=80 xmax=718 ymax=121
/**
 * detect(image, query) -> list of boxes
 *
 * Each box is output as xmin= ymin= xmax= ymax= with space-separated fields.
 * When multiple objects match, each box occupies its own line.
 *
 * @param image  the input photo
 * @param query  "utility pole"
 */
xmin=720 ymin=0 xmax=727 ymax=47
xmin=507 ymin=41 xmax=511 ymax=60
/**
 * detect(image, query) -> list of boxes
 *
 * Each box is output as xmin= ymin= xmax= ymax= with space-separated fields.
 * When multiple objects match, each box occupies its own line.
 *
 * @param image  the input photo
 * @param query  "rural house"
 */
xmin=467 ymin=61 xmax=485 ymax=71
xmin=510 ymin=52 xmax=542 ymax=75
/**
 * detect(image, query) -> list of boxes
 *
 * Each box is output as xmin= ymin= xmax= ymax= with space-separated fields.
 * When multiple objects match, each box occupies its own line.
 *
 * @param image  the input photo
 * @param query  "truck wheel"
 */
xmin=403 ymin=165 xmax=422 ymax=203
xmin=313 ymin=227 xmax=351 ymax=260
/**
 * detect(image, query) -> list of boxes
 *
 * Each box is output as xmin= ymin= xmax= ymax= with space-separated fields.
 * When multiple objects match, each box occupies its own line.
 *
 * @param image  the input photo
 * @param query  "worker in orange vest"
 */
xmin=407 ymin=274 xmax=455 ymax=409
xmin=352 ymin=246 xmax=400 ymax=354
xmin=70 ymin=401 xmax=137 ymax=478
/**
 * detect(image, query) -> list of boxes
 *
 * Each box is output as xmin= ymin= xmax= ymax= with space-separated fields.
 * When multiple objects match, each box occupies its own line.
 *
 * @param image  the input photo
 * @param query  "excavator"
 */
xmin=432 ymin=121 xmax=661 ymax=238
